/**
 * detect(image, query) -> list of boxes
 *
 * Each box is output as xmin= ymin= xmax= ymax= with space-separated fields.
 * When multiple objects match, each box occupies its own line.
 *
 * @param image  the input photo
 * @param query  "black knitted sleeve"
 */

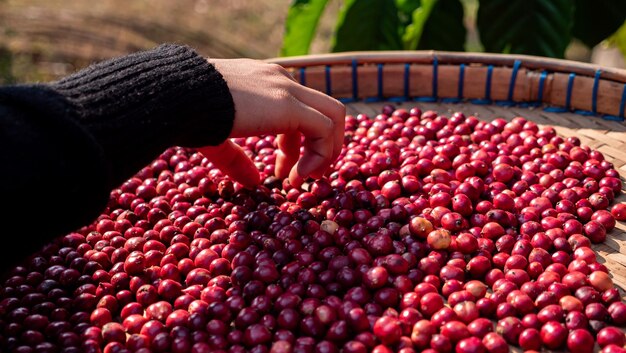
xmin=0 ymin=44 xmax=235 ymax=271
xmin=52 ymin=43 xmax=235 ymax=189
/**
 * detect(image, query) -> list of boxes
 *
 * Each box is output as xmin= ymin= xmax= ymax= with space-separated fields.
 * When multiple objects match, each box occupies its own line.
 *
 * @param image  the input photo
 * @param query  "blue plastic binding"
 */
xmin=545 ymin=73 xmax=575 ymax=113
xmin=404 ymin=63 xmax=411 ymax=101
xmin=389 ymin=63 xmax=411 ymax=102
xmin=603 ymin=114 xmax=625 ymax=121
xmin=458 ymin=63 xmax=465 ymax=100
xmin=574 ymin=70 xmax=603 ymax=116
xmin=592 ymin=70 xmax=601 ymax=114
xmin=472 ymin=65 xmax=493 ymax=104
xmin=325 ymin=65 xmax=332 ymax=96
xmin=442 ymin=63 xmax=465 ymax=103
xmin=378 ymin=63 xmax=384 ymax=101
xmin=565 ymin=73 xmax=575 ymax=111
xmin=299 ymin=67 xmax=306 ymax=86
xmin=497 ymin=60 xmax=521 ymax=106
xmin=535 ymin=71 xmax=547 ymax=106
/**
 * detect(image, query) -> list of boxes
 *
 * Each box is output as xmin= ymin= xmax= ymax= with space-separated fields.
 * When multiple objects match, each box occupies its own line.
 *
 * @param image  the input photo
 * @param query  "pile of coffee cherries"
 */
xmin=1 ymin=105 xmax=626 ymax=353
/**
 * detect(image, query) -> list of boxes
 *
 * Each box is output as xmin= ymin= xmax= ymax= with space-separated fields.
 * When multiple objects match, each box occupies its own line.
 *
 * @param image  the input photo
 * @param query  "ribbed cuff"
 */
xmin=52 ymin=43 xmax=235 ymax=147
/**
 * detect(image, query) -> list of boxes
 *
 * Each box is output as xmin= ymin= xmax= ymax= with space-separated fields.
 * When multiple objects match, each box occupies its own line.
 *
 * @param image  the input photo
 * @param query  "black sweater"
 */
xmin=0 ymin=44 xmax=235 ymax=271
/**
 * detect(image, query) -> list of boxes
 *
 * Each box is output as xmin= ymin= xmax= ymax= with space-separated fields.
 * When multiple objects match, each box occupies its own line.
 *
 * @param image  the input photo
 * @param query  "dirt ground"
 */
xmin=0 ymin=0 xmax=339 ymax=83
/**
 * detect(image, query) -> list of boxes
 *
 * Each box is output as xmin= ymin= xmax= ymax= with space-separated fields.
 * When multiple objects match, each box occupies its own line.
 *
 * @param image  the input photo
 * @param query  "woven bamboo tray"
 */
xmin=270 ymin=51 xmax=626 ymax=352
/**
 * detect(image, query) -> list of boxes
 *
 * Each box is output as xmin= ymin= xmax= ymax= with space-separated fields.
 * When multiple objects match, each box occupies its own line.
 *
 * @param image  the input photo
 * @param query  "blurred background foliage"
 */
xmin=281 ymin=0 xmax=626 ymax=60
xmin=1 ymin=0 xmax=625 ymax=84
xmin=0 ymin=0 xmax=293 ymax=83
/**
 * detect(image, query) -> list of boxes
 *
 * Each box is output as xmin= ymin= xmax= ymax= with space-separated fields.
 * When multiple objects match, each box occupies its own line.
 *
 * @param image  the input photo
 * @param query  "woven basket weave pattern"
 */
xmin=272 ymin=51 xmax=626 ymax=120
xmin=271 ymin=52 xmax=626 ymax=343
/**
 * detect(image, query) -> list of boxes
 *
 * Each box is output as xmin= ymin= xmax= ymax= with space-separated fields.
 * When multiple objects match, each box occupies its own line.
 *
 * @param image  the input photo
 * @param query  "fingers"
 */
xmin=267 ymin=62 xmax=345 ymax=162
xmin=211 ymin=59 xmax=346 ymax=189
xmin=293 ymin=135 xmax=331 ymax=184
xmin=290 ymin=83 xmax=346 ymax=162
xmin=290 ymin=101 xmax=336 ymax=182
xmin=197 ymin=139 xmax=260 ymax=188
xmin=276 ymin=80 xmax=345 ymax=187
xmin=275 ymin=132 xmax=301 ymax=180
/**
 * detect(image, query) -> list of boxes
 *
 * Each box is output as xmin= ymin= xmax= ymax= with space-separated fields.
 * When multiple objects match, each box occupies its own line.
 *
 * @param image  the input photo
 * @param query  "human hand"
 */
xmin=200 ymin=58 xmax=345 ymax=189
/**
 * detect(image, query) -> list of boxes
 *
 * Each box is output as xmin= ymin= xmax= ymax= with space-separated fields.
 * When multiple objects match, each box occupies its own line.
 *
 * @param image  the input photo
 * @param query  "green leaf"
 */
xmin=332 ymin=0 xmax=403 ymax=52
xmin=417 ymin=0 xmax=467 ymax=51
xmin=572 ymin=0 xmax=626 ymax=48
xmin=403 ymin=0 xmax=438 ymax=50
xmin=477 ymin=0 xmax=574 ymax=58
xmin=280 ymin=0 xmax=329 ymax=57
xmin=608 ymin=21 xmax=626 ymax=59
xmin=396 ymin=0 xmax=422 ymax=14
xmin=396 ymin=0 xmax=422 ymax=27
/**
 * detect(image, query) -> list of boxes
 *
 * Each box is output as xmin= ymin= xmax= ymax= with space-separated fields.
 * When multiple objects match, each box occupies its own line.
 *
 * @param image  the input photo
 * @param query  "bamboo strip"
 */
xmin=269 ymin=51 xmax=626 ymax=83
xmin=281 ymin=58 xmax=626 ymax=119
